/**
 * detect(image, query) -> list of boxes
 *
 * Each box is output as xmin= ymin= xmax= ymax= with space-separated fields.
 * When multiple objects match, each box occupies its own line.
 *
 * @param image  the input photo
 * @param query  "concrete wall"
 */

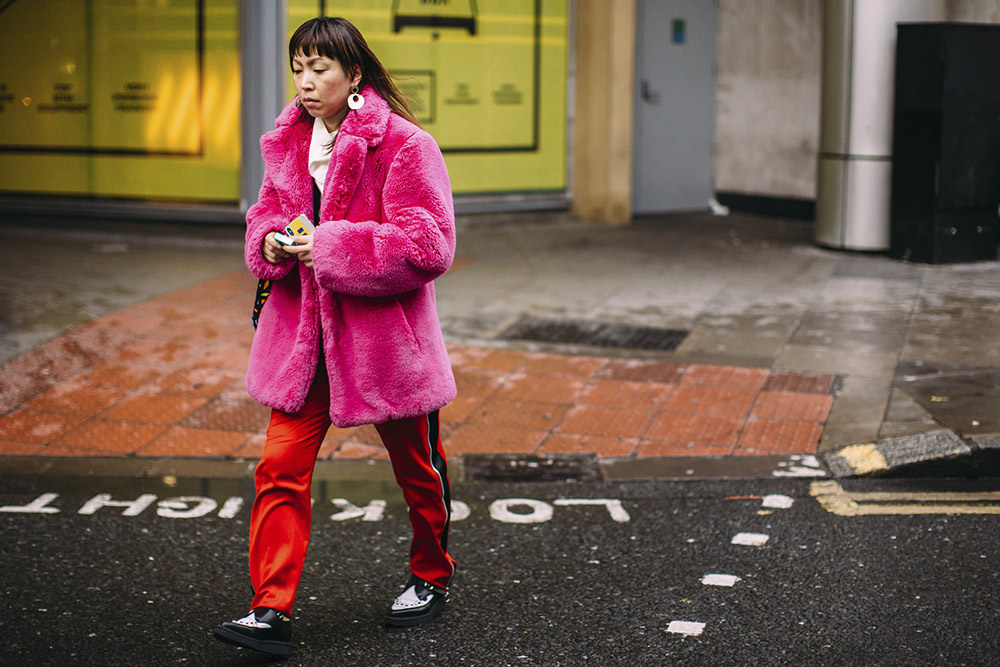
xmin=713 ymin=0 xmax=1000 ymax=206
xmin=946 ymin=0 xmax=1000 ymax=22
xmin=714 ymin=0 xmax=822 ymax=201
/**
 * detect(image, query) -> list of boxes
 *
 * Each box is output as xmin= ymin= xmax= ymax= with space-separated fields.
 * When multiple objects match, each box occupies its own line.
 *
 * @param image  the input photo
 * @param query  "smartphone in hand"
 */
xmin=285 ymin=214 xmax=315 ymax=237
xmin=273 ymin=232 xmax=297 ymax=247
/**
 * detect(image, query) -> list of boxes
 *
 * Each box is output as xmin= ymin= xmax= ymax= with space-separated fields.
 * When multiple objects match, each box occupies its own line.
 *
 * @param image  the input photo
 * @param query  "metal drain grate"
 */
xmin=498 ymin=316 xmax=688 ymax=352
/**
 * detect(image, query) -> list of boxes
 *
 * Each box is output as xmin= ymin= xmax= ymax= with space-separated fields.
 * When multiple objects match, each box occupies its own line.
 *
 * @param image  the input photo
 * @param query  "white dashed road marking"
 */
xmin=731 ymin=532 xmax=769 ymax=546
xmin=700 ymin=574 xmax=741 ymax=587
xmin=762 ymin=494 xmax=794 ymax=509
xmin=666 ymin=621 xmax=706 ymax=636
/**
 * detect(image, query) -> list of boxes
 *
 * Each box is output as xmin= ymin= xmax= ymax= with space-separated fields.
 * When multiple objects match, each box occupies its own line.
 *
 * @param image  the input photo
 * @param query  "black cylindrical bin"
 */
xmin=890 ymin=22 xmax=1000 ymax=263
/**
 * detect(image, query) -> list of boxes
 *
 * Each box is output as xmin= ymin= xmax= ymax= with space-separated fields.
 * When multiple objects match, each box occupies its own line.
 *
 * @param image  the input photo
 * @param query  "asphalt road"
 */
xmin=1 ymin=473 xmax=998 ymax=666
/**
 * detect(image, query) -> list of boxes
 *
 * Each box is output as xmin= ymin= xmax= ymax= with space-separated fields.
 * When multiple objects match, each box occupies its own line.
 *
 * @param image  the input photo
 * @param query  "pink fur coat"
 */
xmin=244 ymin=88 xmax=457 ymax=427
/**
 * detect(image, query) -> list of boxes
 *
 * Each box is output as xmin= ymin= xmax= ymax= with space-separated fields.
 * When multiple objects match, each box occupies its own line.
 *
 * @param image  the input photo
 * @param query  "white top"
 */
xmin=308 ymin=116 xmax=337 ymax=195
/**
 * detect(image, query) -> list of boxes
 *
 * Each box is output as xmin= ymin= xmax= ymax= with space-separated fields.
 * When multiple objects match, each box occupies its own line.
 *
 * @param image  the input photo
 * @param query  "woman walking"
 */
xmin=214 ymin=16 xmax=457 ymax=656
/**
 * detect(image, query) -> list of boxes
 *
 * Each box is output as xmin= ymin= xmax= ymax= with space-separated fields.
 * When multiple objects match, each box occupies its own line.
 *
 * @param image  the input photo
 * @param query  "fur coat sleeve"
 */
xmin=244 ymin=172 xmax=297 ymax=282
xmin=311 ymin=130 xmax=455 ymax=297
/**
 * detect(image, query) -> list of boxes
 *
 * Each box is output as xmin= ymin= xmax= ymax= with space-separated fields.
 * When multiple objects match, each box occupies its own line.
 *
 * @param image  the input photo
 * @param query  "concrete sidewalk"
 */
xmin=1 ymin=211 xmax=998 ymax=478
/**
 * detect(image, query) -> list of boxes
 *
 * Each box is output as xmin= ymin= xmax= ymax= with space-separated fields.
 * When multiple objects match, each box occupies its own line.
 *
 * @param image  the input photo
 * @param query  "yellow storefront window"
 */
xmin=0 ymin=0 xmax=566 ymax=203
xmin=287 ymin=0 xmax=567 ymax=194
xmin=0 ymin=0 xmax=240 ymax=202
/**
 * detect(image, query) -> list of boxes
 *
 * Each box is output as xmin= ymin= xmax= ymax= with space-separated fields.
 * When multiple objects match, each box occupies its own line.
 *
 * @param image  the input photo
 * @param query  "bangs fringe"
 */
xmin=289 ymin=19 xmax=358 ymax=67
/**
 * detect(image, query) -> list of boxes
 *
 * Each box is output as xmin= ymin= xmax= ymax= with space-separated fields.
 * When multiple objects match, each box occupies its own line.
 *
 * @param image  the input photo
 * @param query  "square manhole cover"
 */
xmin=498 ymin=316 xmax=688 ymax=352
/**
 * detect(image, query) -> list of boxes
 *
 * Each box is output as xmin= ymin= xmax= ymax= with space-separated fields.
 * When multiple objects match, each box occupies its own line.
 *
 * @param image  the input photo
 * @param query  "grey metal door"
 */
xmin=633 ymin=0 xmax=717 ymax=213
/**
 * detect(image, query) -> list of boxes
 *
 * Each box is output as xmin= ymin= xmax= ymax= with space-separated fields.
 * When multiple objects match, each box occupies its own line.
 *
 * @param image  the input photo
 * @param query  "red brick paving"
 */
xmin=444 ymin=423 xmax=547 ymax=454
xmin=661 ymin=386 xmax=759 ymax=419
xmin=0 ymin=410 xmax=90 ymax=444
xmin=557 ymin=405 xmax=656 ymax=439
xmin=0 ymin=271 xmax=839 ymax=462
xmin=137 ymin=426 xmax=251 ymax=458
xmin=735 ymin=418 xmax=825 ymax=454
xmin=494 ymin=373 xmax=586 ymax=404
xmin=75 ymin=362 xmax=162 ymax=390
xmin=681 ymin=364 xmax=769 ymax=391
xmin=23 ymin=382 xmax=129 ymax=415
xmin=750 ymin=391 xmax=834 ymax=423
xmin=576 ymin=379 xmax=673 ymax=409
xmin=181 ymin=397 xmax=270 ymax=432
xmin=595 ymin=359 xmax=686 ymax=384
xmin=150 ymin=366 xmax=244 ymax=397
xmin=468 ymin=397 xmax=569 ymax=432
xmin=644 ymin=413 xmax=744 ymax=447
xmin=99 ymin=393 xmax=209 ymax=425
xmin=331 ymin=424 xmax=383 ymax=448
xmin=0 ymin=440 xmax=42 ymax=455
xmin=519 ymin=353 xmax=606 ymax=378
xmin=762 ymin=371 xmax=837 ymax=395
xmin=333 ymin=441 xmax=387 ymax=459
xmin=48 ymin=419 xmax=166 ymax=454
xmin=440 ymin=395 xmax=484 ymax=424
xmin=111 ymin=338 xmax=200 ymax=366
xmin=450 ymin=368 xmax=505 ymax=399
xmin=231 ymin=433 xmax=266 ymax=459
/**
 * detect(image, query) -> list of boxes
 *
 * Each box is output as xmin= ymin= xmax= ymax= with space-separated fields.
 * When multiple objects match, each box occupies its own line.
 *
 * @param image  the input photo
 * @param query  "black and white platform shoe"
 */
xmin=214 ymin=607 xmax=292 ymax=656
xmin=384 ymin=574 xmax=449 ymax=627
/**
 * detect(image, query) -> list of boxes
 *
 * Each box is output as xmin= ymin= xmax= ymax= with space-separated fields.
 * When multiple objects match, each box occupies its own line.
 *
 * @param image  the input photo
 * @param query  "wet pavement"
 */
xmin=2 ymin=211 xmax=1000 ymax=477
xmin=2 ymin=473 xmax=998 ymax=665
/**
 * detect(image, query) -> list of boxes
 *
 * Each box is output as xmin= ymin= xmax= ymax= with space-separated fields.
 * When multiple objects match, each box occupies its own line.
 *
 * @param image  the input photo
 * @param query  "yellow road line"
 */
xmin=810 ymin=480 xmax=1000 ymax=516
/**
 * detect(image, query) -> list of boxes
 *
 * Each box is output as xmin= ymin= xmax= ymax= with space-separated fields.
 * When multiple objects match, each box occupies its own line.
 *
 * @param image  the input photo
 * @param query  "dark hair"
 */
xmin=289 ymin=17 xmax=418 ymax=126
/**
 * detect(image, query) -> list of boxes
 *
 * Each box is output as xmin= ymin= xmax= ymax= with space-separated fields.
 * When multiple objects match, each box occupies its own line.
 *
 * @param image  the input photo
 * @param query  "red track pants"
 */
xmin=248 ymin=372 xmax=456 ymax=616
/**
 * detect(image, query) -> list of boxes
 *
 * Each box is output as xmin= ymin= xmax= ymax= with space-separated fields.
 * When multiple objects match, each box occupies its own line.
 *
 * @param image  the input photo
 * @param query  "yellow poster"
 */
xmin=0 ymin=0 xmax=239 ymax=202
xmin=288 ymin=0 xmax=568 ymax=193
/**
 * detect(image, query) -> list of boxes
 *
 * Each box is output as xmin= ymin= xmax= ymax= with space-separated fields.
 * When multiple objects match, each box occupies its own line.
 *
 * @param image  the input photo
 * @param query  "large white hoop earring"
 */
xmin=348 ymin=85 xmax=364 ymax=110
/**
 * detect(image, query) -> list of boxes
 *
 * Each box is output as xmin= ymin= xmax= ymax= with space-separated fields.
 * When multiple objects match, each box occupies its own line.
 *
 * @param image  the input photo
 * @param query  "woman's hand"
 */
xmin=262 ymin=232 xmax=292 ymax=264
xmin=284 ymin=237 xmax=315 ymax=267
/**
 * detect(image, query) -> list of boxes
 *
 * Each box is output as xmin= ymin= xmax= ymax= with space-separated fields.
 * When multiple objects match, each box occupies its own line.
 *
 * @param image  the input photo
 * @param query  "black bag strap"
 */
xmin=312 ymin=181 xmax=321 ymax=223
xmin=251 ymin=183 xmax=320 ymax=329
xmin=251 ymin=279 xmax=270 ymax=329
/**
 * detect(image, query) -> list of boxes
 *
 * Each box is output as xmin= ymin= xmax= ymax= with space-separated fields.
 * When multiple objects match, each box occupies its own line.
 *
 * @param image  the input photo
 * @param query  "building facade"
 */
xmin=1 ymin=0 xmax=997 ymax=224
